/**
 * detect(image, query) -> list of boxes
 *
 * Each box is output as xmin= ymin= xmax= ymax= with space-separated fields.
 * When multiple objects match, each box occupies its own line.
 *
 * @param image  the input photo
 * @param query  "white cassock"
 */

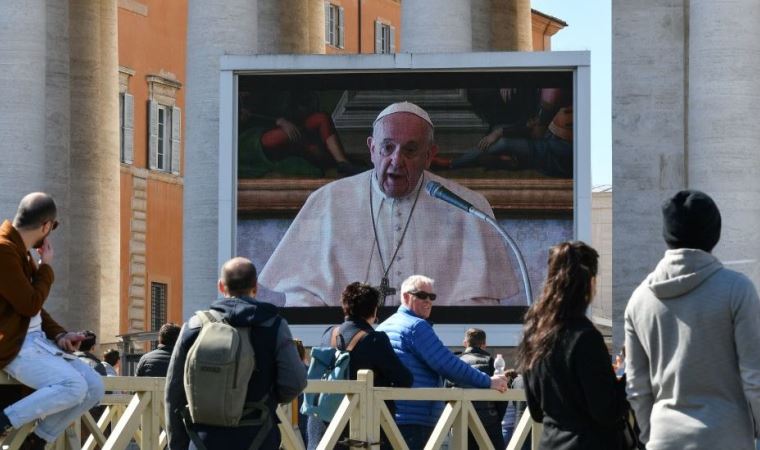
xmin=258 ymin=170 xmax=519 ymax=306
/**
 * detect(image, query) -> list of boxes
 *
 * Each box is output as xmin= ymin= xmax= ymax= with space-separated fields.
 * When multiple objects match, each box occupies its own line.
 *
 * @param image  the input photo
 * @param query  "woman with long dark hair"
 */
xmin=517 ymin=241 xmax=628 ymax=450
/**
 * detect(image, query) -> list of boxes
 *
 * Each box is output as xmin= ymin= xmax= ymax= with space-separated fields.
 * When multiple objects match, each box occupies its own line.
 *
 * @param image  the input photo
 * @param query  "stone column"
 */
xmin=97 ymin=0 xmax=121 ymax=342
xmin=402 ymin=0 xmax=473 ymax=52
xmin=68 ymin=0 xmax=121 ymax=338
xmin=308 ymin=0 xmax=326 ymax=54
xmin=471 ymin=0 xmax=491 ymax=51
xmin=0 ymin=0 xmax=47 ymax=214
xmin=184 ymin=0 xmax=257 ymax=316
xmin=688 ymin=1 xmax=760 ymax=285
xmin=43 ymin=0 xmax=72 ymax=323
xmin=258 ymin=0 xmax=309 ymax=54
xmin=491 ymin=0 xmax=532 ymax=51
xmin=611 ymin=0 xmax=688 ymax=349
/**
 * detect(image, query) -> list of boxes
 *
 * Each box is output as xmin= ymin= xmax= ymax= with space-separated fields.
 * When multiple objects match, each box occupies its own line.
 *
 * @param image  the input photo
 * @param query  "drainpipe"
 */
xmin=358 ymin=0 xmax=362 ymax=53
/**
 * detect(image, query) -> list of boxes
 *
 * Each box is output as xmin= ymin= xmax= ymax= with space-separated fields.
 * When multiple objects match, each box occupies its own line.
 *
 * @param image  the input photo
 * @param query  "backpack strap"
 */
xmin=181 ymin=395 xmax=273 ymax=450
xmin=329 ymin=326 xmax=368 ymax=351
xmin=346 ymin=330 xmax=368 ymax=352
xmin=239 ymin=393 xmax=273 ymax=450
xmin=329 ymin=326 xmax=342 ymax=349
xmin=180 ymin=406 xmax=208 ymax=450
xmin=195 ymin=310 xmax=223 ymax=325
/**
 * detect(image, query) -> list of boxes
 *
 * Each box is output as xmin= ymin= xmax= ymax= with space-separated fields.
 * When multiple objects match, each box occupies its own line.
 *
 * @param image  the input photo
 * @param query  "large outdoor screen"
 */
xmin=231 ymin=56 xmax=586 ymax=330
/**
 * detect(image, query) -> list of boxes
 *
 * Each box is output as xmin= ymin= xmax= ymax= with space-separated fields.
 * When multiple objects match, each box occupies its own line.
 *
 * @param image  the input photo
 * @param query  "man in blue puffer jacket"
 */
xmin=377 ymin=275 xmax=509 ymax=449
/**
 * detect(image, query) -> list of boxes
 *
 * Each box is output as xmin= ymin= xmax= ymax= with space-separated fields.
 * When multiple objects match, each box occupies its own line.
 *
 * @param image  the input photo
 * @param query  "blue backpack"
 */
xmin=300 ymin=327 xmax=367 ymax=422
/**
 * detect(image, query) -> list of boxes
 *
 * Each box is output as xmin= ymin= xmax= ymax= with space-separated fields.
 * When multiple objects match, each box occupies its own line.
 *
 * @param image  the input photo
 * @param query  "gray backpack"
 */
xmin=182 ymin=310 xmax=273 ymax=450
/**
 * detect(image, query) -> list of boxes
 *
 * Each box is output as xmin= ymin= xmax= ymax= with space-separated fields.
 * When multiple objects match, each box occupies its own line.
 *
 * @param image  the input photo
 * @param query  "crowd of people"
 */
xmin=1 ymin=99 xmax=759 ymax=450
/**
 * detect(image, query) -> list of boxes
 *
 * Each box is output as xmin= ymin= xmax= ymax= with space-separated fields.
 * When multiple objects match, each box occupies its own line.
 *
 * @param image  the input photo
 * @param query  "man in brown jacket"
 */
xmin=0 ymin=193 xmax=104 ymax=450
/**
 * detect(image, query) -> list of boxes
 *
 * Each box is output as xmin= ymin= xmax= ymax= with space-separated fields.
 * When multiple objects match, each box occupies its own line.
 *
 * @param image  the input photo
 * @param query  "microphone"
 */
xmin=425 ymin=180 xmax=489 ymax=221
xmin=426 ymin=179 xmax=534 ymax=304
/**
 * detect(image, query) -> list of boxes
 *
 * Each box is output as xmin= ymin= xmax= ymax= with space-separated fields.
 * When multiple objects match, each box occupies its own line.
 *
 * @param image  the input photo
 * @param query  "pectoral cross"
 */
xmin=375 ymin=276 xmax=396 ymax=306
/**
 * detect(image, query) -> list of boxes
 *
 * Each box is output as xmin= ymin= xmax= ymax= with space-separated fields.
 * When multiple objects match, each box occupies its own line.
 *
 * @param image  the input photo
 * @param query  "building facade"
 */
xmin=117 ymin=0 xmax=187 ymax=336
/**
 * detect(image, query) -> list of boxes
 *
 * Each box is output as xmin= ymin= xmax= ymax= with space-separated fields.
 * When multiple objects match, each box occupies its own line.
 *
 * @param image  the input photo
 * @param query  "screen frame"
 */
xmin=217 ymin=51 xmax=591 ymax=346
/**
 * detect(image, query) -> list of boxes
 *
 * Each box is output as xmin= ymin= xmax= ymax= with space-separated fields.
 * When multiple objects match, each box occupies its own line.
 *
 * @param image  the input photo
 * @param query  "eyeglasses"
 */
xmin=376 ymin=141 xmax=427 ymax=158
xmin=408 ymin=290 xmax=436 ymax=301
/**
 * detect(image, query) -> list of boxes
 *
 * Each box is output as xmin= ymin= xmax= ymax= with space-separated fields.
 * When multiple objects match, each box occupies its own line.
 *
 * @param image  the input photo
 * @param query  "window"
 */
xmin=150 ymin=282 xmax=167 ymax=333
xmin=374 ymin=21 xmax=395 ymax=54
xmin=119 ymin=92 xmax=134 ymax=164
xmin=148 ymin=100 xmax=181 ymax=174
xmin=120 ymin=93 xmax=124 ymax=159
xmin=157 ymin=105 xmax=169 ymax=171
xmin=325 ymin=3 xmax=344 ymax=48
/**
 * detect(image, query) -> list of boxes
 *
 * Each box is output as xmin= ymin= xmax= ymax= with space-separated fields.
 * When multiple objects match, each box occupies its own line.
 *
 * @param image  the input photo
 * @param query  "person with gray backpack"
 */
xmin=165 ymin=257 xmax=307 ymax=450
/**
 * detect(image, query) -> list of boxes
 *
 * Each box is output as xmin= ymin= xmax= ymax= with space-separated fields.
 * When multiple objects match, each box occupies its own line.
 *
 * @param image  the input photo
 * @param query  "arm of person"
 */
xmin=41 ymin=309 xmax=87 ymax=353
xmin=730 ymin=275 xmax=760 ymax=436
xmin=165 ymin=323 xmax=196 ymax=450
xmin=572 ymin=328 xmax=628 ymax=428
xmin=0 ymin=246 xmax=54 ymax=317
xmin=273 ymin=318 xmax=307 ymax=404
xmin=275 ymin=117 xmax=301 ymax=142
xmin=625 ymin=305 xmax=653 ymax=443
xmin=373 ymin=332 xmax=413 ymax=387
xmin=522 ymin=374 xmax=544 ymax=423
xmin=40 ymin=308 xmax=66 ymax=340
xmin=135 ymin=354 xmax=148 ymax=377
xmin=410 ymin=321 xmax=490 ymax=388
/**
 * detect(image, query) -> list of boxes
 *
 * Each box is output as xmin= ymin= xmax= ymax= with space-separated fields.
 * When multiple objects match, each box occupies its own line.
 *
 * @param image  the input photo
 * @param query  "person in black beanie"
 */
xmin=661 ymin=189 xmax=721 ymax=252
xmin=624 ymin=189 xmax=760 ymax=450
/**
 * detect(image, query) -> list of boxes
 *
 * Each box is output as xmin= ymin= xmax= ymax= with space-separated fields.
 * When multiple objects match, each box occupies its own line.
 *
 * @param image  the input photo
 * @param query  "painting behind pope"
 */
xmin=238 ymin=72 xmax=573 ymax=184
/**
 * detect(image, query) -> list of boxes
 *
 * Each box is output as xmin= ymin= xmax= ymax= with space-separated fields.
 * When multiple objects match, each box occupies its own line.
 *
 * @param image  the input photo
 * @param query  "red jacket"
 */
xmin=0 ymin=220 xmax=65 ymax=369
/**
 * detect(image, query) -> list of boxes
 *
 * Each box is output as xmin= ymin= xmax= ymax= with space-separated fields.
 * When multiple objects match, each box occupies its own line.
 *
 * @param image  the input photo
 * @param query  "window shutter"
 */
xmin=148 ymin=100 xmax=158 ymax=170
xmin=338 ymin=6 xmax=344 ymax=48
xmin=390 ymin=25 xmax=395 ymax=53
xmin=171 ymin=106 xmax=181 ymax=175
xmin=123 ymin=93 xmax=134 ymax=164
xmin=324 ymin=2 xmax=330 ymax=44
xmin=375 ymin=21 xmax=382 ymax=54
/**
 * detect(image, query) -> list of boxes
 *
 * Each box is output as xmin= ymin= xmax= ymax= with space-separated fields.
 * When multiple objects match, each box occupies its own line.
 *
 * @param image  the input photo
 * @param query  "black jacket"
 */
xmin=307 ymin=318 xmax=413 ymax=449
xmin=324 ymin=318 xmax=413 ymax=390
xmin=523 ymin=316 xmax=628 ymax=450
xmin=165 ymin=296 xmax=307 ymax=450
xmin=74 ymin=351 xmax=107 ymax=376
xmin=455 ymin=347 xmax=507 ymax=425
xmin=135 ymin=344 xmax=173 ymax=377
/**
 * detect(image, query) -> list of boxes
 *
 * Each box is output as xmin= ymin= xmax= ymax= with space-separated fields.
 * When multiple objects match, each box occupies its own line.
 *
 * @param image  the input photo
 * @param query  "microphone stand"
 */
xmin=467 ymin=208 xmax=533 ymax=305
xmin=425 ymin=180 xmax=533 ymax=305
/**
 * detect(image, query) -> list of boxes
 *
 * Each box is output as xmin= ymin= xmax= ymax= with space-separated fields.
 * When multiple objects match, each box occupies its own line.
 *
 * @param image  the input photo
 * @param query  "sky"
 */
xmin=532 ymin=0 xmax=611 ymax=187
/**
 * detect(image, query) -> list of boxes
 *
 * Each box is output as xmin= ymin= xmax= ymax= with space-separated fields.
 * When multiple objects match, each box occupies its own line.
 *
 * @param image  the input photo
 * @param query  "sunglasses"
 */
xmin=408 ymin=290 xmax=437 ymax=301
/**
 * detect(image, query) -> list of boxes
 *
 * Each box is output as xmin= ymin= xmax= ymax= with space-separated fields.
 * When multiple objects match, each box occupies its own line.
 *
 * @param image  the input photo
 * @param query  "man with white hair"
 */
xmin=376 ymin=274 xmax=509 ymax=447
xmin=259 ymin=101 xmax=518 ymax=307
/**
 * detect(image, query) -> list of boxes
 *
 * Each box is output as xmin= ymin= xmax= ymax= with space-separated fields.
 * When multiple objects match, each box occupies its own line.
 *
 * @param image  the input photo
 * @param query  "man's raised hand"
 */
xmin=36 ymin=237 xmax=54 ymax=265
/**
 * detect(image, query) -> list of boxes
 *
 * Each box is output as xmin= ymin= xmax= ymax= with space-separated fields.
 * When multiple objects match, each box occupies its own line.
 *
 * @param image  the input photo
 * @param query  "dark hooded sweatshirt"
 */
xmin=165 ymin=296 xmax=306 ymax=450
